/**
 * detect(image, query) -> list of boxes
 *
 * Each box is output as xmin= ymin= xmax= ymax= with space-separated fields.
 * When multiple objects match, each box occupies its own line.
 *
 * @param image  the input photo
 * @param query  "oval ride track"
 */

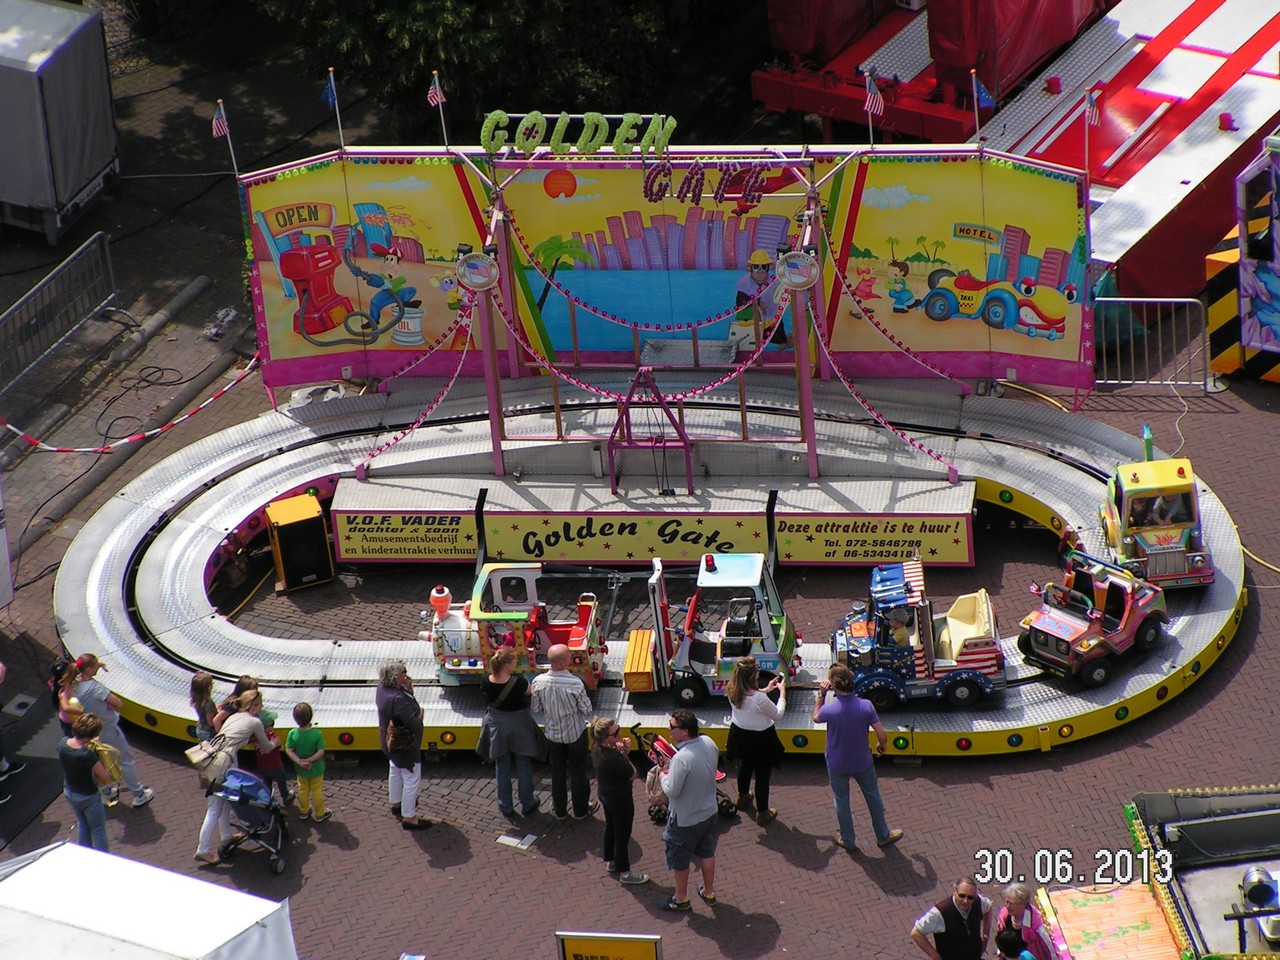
xmin=53 ymin=375 xmax=1245 ymax=756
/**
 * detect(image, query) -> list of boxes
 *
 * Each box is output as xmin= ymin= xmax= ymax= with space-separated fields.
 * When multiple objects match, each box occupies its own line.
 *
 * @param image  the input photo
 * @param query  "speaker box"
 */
xmin=266 ymin=494 xmax=334 ymax=592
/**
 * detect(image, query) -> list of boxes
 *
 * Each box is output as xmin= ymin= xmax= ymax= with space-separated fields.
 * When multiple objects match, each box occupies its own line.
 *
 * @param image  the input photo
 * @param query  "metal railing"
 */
xmin=0 ymin=232 xmax=116 ymax=391
xmin=1092 ymin=297 xmax=1221 ymax=393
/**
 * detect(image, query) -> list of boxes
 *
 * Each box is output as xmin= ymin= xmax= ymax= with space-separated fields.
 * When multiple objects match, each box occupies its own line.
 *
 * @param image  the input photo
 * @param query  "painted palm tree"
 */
xmin=929 ymin=239 xmax=947 ymax=263
xmin=530 ymin=235 xmax=595 ymax=309
xmin=884 ymin=236 xmax=900 ymax=261
xmin=916 ymin=234 xmax=929 ymax=259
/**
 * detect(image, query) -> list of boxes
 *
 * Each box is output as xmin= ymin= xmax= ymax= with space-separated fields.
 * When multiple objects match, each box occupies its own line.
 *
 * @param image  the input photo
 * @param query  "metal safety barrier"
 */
xmin=0 ymin=232 xmax=116 ymax=391
xmin=1092 ymin=297 xmax=1222 ymax=394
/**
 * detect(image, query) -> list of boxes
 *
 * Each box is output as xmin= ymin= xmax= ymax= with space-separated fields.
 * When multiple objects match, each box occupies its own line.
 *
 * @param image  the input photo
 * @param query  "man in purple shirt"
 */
xmin=812 ymin=663 xmax=904 ymax=852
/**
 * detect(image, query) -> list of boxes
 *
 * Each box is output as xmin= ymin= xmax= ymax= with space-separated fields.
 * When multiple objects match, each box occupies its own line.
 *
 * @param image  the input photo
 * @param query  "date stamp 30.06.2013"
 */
xmin=973 ymin=847 xmax=1173 ymax=887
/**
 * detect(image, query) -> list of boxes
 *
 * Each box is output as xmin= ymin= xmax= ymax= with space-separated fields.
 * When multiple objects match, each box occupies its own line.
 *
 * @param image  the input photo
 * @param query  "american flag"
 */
xmin=865 ymin=74 xmax=885 ymax=118
xmin=211 ymin=103 xmax=229 ymax=139
xmin=1084 ymin=90 xmax=1100 ymax=127
xmin=428 ymin=74 xmax=446 ymax=108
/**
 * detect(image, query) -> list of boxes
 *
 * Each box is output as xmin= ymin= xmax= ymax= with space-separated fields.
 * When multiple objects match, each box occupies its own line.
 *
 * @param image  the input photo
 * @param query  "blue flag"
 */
xmin=973 ymin=73 xmax=995 ymax=109
xmin=322 ymin=74 xmax=337 ymax=110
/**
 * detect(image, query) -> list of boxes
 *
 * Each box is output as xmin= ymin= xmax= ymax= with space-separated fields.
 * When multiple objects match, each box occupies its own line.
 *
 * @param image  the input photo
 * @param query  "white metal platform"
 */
xmin=53 ymin=375 xmax=1246 ymax=756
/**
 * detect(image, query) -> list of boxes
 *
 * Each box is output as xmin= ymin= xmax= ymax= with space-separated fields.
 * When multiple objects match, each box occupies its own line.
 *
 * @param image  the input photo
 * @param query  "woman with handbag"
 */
xmin=60 ymin=713 xmax=113 ymax=851
xmin=194 ymin=689 xmax=277 ymax=865
xmin=476 ymin=648 xmax=544 ymax=816
xmin=376 ymin=659 xmax=428 ymax=830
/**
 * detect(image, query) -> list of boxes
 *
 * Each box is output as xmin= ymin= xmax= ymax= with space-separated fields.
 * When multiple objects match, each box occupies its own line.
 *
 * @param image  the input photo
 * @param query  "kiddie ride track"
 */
xmin=53 ymin=376 xmax=1245 ymax=759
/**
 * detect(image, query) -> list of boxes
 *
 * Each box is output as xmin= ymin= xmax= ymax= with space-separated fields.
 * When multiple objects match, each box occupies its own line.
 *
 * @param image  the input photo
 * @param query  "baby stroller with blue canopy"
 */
xmin=214 ymin=768 xmax=290 ymax=874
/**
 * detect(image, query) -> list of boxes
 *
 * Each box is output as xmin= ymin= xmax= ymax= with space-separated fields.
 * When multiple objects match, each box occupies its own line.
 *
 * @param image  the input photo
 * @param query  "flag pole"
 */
xmin=328 ymin=67 xmax=346 ymax=150
xmin=1083 ymin=88 xmax=1093 ymax=257
xmin=431 ymin=70 xmax=449 ymax=148
xmin=970 ymin=69 xmax=981 ymax=137
xmin=216 ymin=99 xmax=239 ymax=177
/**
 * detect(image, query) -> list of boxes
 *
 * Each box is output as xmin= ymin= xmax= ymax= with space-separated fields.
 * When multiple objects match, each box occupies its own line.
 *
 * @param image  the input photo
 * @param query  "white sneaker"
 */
xmin=619 ymin=871 xmax=650 ymax=885
xmin=131 ymin=787 xmax=155 ymax=808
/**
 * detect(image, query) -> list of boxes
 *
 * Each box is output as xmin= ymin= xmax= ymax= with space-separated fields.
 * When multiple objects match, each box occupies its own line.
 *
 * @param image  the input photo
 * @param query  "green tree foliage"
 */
xmin=257 ymin=0 xmax=672 ymax=144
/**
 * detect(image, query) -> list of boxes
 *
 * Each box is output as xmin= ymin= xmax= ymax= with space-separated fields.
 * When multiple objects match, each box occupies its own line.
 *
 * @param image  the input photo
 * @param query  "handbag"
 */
xmin=386 ymin=718 xmax=415 ymax=753
xmin=89 ymin=740 xmax=122 ymax=784
xmin=185 ymin=734 xmax=236 ymax=787
xmin=185 ymin=733 xmax=228 ymax=771
xmin=199 ymin=748 xmax=235 ymax=788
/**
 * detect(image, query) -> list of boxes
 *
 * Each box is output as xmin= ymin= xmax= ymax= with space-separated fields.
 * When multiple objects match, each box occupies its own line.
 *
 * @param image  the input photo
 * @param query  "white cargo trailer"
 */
xmin=0 ymin=0 xmax=119 ymax=244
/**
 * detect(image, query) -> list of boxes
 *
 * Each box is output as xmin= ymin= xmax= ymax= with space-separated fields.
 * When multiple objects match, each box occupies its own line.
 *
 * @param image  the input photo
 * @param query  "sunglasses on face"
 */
xmin=607 ymin=728 xmax=620 ymax=737
xmin=956 ymin=893 xmax=976 ymax=901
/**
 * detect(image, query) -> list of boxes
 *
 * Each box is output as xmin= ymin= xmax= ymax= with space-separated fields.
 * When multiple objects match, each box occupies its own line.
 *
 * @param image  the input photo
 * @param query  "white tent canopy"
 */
xmin=0 ymin=842 xmax=298 ymax=960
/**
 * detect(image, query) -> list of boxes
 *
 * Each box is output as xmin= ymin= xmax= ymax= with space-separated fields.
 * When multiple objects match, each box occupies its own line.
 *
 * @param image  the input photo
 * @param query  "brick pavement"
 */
xmin=2 ymin=7 xmax=1280 ymax=960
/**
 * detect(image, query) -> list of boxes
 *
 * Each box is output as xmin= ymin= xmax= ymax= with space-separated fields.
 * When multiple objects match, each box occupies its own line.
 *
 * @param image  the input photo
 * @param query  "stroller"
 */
xmin=631 ymin=723 xmax=739 ymax=825
xmin=213 ymin=768 xmax=290 ymax=874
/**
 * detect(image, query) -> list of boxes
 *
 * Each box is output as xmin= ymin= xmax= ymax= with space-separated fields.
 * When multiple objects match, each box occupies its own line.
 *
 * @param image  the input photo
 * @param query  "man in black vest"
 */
xmin=910 ymin=876 xmax=993 ymax=960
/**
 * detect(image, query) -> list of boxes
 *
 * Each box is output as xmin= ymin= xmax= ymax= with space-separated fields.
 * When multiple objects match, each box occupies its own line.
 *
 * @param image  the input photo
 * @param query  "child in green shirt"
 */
xmin=284 ymin=702 xmax=330 ymax=822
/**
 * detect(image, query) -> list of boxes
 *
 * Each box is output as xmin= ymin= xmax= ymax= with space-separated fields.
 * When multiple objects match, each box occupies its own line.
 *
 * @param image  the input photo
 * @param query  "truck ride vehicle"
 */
xmin=830 ymin=559 xmax=1006 ymax=710
xmin=623 ymin=553 xmax=799 ymax=706
xmin=1017 ymin=550 xmax=1169 ymax=688
xmin=418 ymin=562 xmax=605 ymax=689
xmin=1098 ymin=426 xmax=1214 ymax=589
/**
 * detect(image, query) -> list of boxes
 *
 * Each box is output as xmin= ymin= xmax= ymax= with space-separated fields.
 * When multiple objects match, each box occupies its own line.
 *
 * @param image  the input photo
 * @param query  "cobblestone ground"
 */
xmin=1 ymin=5 xmax=1279 ymax=959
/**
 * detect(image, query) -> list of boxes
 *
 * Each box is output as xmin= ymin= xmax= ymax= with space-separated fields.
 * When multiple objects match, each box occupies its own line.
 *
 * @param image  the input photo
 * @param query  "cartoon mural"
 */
xmin=244 ymin=155 xmax=491 ymax=388
xmin=239 ymin=146 xmax=1090 ymax=391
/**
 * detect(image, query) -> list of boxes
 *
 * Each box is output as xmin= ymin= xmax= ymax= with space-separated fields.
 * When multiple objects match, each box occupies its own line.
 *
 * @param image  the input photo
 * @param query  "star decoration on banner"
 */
xmin=806 ymin=534 xmax=815 ymax=542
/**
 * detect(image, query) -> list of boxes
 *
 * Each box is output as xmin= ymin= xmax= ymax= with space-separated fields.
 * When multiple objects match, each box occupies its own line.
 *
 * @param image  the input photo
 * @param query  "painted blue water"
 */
xmin=527 ymin=268 xmax=745 ymax=351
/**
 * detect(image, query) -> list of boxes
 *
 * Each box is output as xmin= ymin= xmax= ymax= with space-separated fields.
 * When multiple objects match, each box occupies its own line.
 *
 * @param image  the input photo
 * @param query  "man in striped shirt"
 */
xmin=530 ymin=644 xmax=597 ymax=820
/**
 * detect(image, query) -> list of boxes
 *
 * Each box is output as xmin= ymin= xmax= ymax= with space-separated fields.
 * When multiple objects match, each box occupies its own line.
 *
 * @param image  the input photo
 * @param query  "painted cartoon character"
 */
xmin=359 ymin=244 xmax=420 ymax=322
xmin=1242 ymin=261 xmax=1280 ymax=345
xmin=427 ymin=271 xmax=462 ymax=310
xmin=852 ymin=266 xmax=881 ymax=302
xmin=887 ymin=260 xmax=919 ymax=313
xmin=734 ymin=249 xmax=789 ymax=347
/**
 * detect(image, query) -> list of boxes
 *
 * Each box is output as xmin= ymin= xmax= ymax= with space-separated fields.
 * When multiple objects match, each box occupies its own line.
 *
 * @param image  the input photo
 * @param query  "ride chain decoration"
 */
xmin=809 ymin=301 xmax=960 ymax=477
xmin=817 ymin=213 xmax=967 ymax=391
xmin=357 ymin=289 xmax=476 ymax=469
xmin=0 ymin=354 xmax=262 ymax=454
xmin=490 ymin=285 xmax=789 ymax=405
xmin=505 ymin=209 xmax=777 ymax=333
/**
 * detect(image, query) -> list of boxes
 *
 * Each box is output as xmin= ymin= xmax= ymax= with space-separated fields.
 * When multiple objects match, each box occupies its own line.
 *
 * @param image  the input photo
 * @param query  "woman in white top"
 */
xmin=194 ymin=689 xmax=277 ymax=865
xmin=725 ymin=656 xmax=785 ymax=826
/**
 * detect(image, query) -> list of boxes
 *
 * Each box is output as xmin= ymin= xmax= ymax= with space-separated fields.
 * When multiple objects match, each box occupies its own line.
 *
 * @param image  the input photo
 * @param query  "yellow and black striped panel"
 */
xmin=1205 ymin=197 xmax=1280 ymax=381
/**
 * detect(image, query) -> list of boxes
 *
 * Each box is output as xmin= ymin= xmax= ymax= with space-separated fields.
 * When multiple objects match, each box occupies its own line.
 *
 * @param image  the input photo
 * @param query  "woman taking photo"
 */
xmin=590 ymin=716 xmax=648 ymax=885
xmin=60 ymin=713 xmax=112 ymax=851
xmin=476 ymin=648 xmax=544 ymax=816
xmin=193 ymin=689 xmax=277 ymax=866
xmin=725 ymin=656 xmax=786 ymax=825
